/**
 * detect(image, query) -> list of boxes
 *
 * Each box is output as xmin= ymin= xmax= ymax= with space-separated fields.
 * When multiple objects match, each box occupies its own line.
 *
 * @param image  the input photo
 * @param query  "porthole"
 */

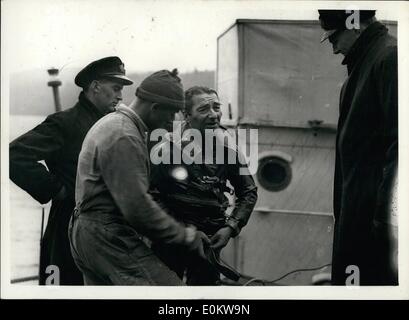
xmin=257 ymin=156 xmax=292 ymax=191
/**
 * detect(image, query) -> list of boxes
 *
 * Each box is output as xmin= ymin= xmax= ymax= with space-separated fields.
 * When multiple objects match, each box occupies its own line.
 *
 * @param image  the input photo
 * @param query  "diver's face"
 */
xmin=187 ymin=93 xmax=222 ymax=132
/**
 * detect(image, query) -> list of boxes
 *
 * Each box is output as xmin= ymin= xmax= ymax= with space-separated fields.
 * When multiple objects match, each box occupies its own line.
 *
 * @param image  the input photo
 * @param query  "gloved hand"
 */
xmin=210 ymin=226 xmax=233 ymax=251
xmin=184 ymin=227 xmax=211 ymax=260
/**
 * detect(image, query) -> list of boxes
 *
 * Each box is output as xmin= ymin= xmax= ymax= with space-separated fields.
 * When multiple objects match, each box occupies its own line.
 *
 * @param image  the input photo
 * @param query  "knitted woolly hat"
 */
xmin=135 ymin=69 xmax=184 ymax=109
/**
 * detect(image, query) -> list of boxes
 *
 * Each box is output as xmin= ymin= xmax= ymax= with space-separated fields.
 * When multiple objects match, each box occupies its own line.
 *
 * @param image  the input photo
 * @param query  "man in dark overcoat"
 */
xmin=319 ymin=10 xmax=398 ymax=285
xmin=9 ymin=56 xmax=133 ymax=285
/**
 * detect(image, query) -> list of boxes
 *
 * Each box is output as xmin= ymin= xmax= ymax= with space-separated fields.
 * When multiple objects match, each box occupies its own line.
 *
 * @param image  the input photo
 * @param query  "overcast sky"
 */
xmin=1 ymin=0 xmax=403 ymax=74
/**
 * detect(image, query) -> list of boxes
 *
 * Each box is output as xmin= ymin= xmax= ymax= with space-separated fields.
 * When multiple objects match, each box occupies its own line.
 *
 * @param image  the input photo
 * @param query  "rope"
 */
xmin=220 ymin=257 xmax=331 ymax=286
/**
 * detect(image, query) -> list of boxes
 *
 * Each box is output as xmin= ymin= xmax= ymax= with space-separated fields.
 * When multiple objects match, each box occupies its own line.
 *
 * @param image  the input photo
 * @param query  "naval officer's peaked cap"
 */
xmin=75 ymin=56 xmax=133 ymax=88
xmin=318 ymin=10 xmax=376 ymax=42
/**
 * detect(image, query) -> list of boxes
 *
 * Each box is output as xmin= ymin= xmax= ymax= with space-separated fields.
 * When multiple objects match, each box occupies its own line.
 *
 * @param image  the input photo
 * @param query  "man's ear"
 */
xmin=150 ymin=102 xmax=159 ymax=112
xmin=89 ymin=80 xmax=100 ymax=93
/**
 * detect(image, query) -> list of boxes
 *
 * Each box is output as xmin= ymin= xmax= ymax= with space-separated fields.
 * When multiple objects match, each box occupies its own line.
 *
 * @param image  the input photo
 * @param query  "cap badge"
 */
xmin=119 ymin=64 xmax=125 ymax=74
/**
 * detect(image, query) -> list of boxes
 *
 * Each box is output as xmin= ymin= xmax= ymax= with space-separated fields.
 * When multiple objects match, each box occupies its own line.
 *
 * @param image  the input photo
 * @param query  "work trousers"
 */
xmin=68 ymin=210 xmax=184 ymax=285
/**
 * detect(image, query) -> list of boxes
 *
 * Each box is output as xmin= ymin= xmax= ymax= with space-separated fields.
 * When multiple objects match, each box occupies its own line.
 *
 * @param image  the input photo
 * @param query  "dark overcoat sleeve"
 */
xmin=9 ymin=114 xmax=65 ymax=204
xmin=373 ymin=46 xmax=398 ymax=225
